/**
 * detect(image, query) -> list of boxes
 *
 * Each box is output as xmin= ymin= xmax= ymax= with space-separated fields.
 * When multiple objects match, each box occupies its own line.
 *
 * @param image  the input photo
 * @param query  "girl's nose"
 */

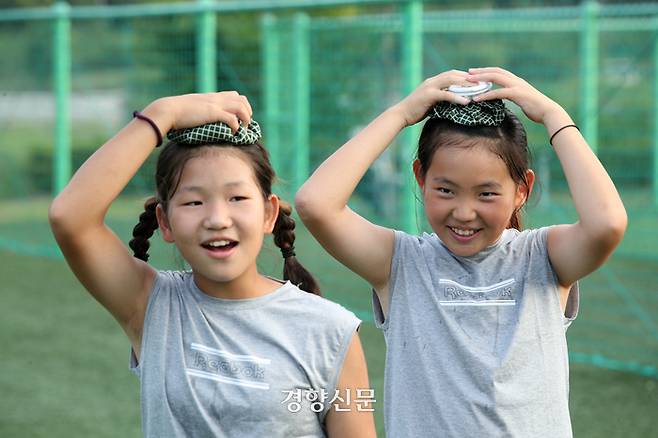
xmin=451 ymin=203 xmax=477 ymax=222
xmin=203 ymin=204 xmax=232 ymax=229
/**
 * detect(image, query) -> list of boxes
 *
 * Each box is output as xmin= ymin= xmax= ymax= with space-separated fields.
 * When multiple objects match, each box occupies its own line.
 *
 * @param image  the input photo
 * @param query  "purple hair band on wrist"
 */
xmin=133 ymin=111 xmax=163 ymax=147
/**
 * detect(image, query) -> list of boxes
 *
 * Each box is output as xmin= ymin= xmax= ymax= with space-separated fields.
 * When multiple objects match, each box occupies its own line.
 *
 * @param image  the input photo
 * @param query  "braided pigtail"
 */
xmin=272 ymin=200 xmax=321 ymax=295
xmin=129 ymin=197 xmax=159 ymax=262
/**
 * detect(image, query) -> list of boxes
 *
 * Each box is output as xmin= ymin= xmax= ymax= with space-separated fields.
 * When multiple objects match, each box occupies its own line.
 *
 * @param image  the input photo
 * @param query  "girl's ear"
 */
xmin=156 ymin=204 xmax=175 ymax=243
xmin=516 ymin=169 xmax=536 ymax=209
xmin=264 ymin=194 xmax=280 ymax=234
xmin=412 ymin=159 xmax=425 ymax=191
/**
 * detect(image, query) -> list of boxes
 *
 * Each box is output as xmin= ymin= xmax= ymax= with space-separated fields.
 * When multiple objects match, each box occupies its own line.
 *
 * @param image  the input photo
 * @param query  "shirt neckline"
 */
xmin=431 ymin=228 xmax=518 ymax=262
xmin=186 ymin=272 xmax=293 ymax=310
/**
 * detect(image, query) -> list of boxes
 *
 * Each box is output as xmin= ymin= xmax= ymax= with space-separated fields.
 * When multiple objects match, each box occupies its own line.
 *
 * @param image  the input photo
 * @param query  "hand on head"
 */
xmin=467 ymin=67 xmax=561 ymax=125
xmin=146 ymin=91 xmax=253 ymax=134
xmin=396 ymin=67 xmax=565 ymax=128
xmin=393 ymin=70 xmax=473 ymax=127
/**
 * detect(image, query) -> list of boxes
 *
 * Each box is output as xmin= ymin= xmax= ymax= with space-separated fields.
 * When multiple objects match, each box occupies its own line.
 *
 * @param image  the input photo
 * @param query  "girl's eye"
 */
xmin=230 ymin=196 xmax=248 ymax=202
xmin=183 ymin=201 xmax=202 ymax=206
xmin=436 ymin=187 xmax=453 ymax=195
xmin=480 ymin=192 xmax=498 ymax=198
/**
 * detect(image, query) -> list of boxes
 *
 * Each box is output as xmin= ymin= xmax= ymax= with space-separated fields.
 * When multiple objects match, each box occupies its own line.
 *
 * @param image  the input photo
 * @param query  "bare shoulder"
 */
xmin=325 ymin=333 xmax=376 ymax=438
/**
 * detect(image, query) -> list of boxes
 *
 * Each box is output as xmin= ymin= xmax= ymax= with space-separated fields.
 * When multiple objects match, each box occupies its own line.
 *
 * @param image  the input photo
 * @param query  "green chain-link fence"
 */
xmin=1 ymin=0 xmax=657 ymax=378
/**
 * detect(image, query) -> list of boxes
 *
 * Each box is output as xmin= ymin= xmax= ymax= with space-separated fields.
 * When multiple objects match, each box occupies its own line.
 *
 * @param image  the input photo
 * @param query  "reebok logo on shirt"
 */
xmin=438 ymin=278 xmax=516 ymax=306
xmin=186 ymin=342 xmax=271 ymax=390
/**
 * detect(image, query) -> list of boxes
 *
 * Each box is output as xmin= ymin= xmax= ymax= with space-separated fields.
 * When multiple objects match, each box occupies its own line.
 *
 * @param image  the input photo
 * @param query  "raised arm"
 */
xmin=295 ymin=71 xmax=471 ymax=305
xmin=469 ymin=67 xmax=627 ymax=290
xmin=48 ymin=92 xmax=252 ymax=355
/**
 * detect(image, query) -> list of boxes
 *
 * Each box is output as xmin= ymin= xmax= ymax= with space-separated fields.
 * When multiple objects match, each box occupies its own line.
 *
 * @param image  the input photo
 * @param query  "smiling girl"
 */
xmin=295 ymin=68 xmax=627 ymax=437
xmin=49 ymin=92 xmax=375 ymax=437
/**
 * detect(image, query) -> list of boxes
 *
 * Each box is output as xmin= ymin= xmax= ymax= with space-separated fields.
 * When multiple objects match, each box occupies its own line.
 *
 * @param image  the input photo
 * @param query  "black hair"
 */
xmin=416 ymin=110 xmax=531 ymax=230
xmin=129 ymin=141 xmax=321 ymax=295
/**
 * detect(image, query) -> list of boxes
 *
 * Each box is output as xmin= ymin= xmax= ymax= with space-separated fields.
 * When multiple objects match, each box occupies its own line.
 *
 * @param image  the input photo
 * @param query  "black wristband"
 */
xmin=549 ymin=124 xmax=579 ymax=146
xmin=133 ymin=111 xmax=163 ymax=147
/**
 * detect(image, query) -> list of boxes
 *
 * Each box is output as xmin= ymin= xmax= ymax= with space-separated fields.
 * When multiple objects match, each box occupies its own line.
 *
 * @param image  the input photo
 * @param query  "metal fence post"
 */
xmin=580 ymin=0 xmax=599 ymax=154
xmin=197 ymin=0 xmax=217 ymax=92
xmin=53 ymin=2 xmax=71 ymax=195
xmin=400 ymin=0 xmax=423 ymax=233
xmin=261 ymin=13 xmax=281 ymax=173
xmin=654 ymin=21 xmax=658 ymax=207
xmin=292 ymin=13 xmax=310 ymax=193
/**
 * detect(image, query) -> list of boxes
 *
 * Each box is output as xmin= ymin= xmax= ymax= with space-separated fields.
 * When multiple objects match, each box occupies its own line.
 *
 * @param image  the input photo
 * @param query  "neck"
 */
xmin=192 ymin=265 xmax=282 ymax=300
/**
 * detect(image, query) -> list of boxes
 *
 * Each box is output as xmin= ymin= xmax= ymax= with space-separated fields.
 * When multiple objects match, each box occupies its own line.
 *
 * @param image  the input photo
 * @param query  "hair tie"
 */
xmin=429 ymin=100 xmax=507 ymax=127
xmin=167 ymin=120 xmax=262 ymax=146
xmin=133 ymin=111 xmax=163 ymax=147
xmin=281 ymin=246 xmax=296 ymax=259
xmin=549 ymin=124 xmax=579 ymax=146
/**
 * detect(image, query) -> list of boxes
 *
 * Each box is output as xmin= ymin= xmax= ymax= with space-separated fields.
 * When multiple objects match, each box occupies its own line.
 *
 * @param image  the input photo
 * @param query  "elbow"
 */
xmin=48 ymin=196 xmax=78 ymax=238
xmin=294 ymin=186 xmax=318 ymax=224
xmin=591 ymin=207 xmax=628 ymax=251
xmin=608 ymin=204 xmax=628 ymax=244
xmin=48 ymin=198 xmax=68 ymax=236
xmin=608 ymin=208 xmax=628 ymax=246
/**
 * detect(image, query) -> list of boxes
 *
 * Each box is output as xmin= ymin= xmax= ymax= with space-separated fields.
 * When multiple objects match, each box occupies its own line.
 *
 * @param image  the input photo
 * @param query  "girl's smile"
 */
xmin=201 ymin=237 xmax=239 ymax=258
xmin=416 ymin=143 xmax=532 ymax=257
xmin=157 ymin=148 xmax=279 ymax=297
xmin=447 ymin=226 xmax=482 ymax=242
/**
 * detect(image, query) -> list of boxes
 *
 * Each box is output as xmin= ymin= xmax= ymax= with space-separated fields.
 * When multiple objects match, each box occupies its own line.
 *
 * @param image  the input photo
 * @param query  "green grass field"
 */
xmin=1 ymin=197 xmax=657 ymax=437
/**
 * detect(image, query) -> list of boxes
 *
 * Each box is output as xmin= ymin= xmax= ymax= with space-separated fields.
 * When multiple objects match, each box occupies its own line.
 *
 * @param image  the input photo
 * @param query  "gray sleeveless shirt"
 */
xmin=130 ymin=271 xmax=360 ymax=437
xmin=373 ymin=227 xmax=579 ymax=438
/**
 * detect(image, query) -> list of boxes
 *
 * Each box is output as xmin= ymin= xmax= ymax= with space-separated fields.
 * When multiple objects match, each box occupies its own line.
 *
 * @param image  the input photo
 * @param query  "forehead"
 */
xmin=427 ymin=144 xmax=513 ymax=186
xmin=176 ymin=148 xmax=259 ymax=190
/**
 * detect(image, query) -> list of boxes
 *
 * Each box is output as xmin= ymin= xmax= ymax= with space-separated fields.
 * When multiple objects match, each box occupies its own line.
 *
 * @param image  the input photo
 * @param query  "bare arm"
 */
xmin=470 ymin=67 xmax=627 ymax=290
xmin=543 ymin=107 xmax=626 ymax=287
xmin=48 ymin=92 xmax=252 ymax=354
xmin=296 ymin=71 xmax=471 ymax=308
xmin=325 ymin=333 xmax=376 ymax=438
xmin=295 ymin=108 xmax=402 ymax=293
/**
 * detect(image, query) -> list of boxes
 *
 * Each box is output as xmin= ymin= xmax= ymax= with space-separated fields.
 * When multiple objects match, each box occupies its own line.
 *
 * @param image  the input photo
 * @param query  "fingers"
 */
xmin=209 ymin=91 xmax=252 ymax=132
xmin=467 ymin=67 xmax=524 ymax=90
xmin=440 ymin=90 xmax=471 ymax=106
xmin=419 ymin=70 xmax=472 ymax=106
xmin=468 ymin=67 xmax=505 ymax=73
xmin=466 ymin=67 xmax=528 ymax=102
xmin=468 ymin=66 xmax=514 ymax=77
xmin=426 ymin=69 xmax=470 ymax=89
xmin=231 ymin=99 xmax=252 ymax=128
xmin=421 ymin=86 xmax=470 ymax=105
xmin=428 ymin=70 xmax=499 ymax=105
xmin=241 ymin=94 xmax=253 ymax=120
xmin=467 ymin=72 xmax=514 ymax=89
xmin=219 ymin=110 xmax=242 ymax=133
xmin=472 ymin=88 xmax=509 ymax=102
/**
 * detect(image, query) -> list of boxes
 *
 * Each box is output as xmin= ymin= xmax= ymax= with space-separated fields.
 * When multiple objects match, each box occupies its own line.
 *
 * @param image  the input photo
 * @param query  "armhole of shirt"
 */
xmin=372 ymin=230 xmax=405 ymax=331
xmin=563 ymin=282 xmax=580 ymax=329
xmin=538 ymin=226 xmax=580 ymax=329
xmin=320 ymin=314 xmax=362 ymax=422
xmin=129 ymin=270 xmax=167 ymax=376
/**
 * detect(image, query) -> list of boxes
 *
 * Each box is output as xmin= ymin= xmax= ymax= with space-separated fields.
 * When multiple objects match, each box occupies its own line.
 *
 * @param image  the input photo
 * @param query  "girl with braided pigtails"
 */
xmin=49 ymin=92 xmax=375 ymax=438
xmin=296 ymin=68 xmax=627 ymax=437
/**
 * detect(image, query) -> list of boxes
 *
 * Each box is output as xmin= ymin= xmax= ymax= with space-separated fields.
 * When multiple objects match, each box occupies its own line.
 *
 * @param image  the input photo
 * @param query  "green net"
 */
xmin=0 ymin=1 xmax=656 ymax=378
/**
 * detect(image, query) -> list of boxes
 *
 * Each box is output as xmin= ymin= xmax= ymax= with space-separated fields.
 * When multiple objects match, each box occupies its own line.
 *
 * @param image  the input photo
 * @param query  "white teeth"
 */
xmin=451 ymin=227 xmax=475 ymax=237
xmin=207 ymin=240 xmax=231 ymax=247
